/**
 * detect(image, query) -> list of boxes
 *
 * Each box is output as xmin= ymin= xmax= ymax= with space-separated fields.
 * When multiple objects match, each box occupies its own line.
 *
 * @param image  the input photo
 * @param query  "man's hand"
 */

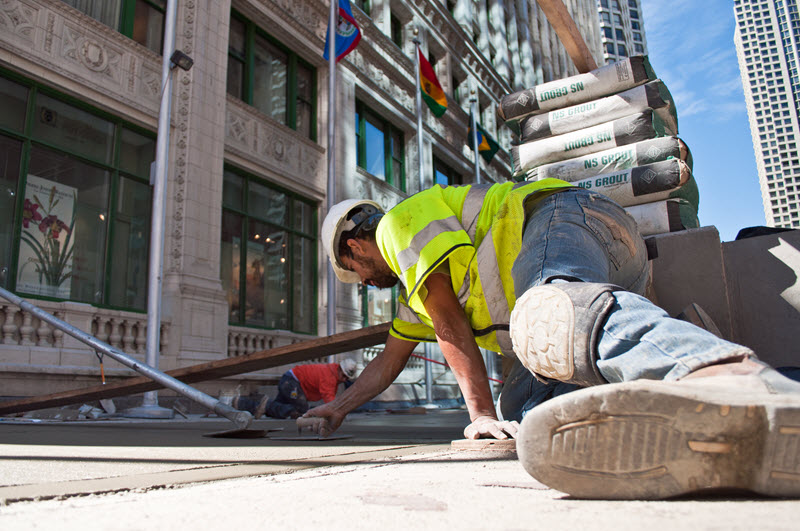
xmin=463 ymin=415 xmax=520 ymax=440
xmin=300 ymin=404 xmax=346 ymax=438
xmin=297 ymin=336 xmax=417 ymax=438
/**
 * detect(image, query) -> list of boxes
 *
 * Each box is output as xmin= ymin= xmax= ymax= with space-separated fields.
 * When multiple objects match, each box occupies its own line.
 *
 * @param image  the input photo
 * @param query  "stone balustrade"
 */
xmin=226 ymin=326 xmax=326 ymax=363
xmin=0 ymin=299 xmax=169 ymax=361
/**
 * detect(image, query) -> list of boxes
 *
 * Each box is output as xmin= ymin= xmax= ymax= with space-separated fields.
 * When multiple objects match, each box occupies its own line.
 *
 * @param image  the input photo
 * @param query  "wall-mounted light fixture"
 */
xmin=169 ymin=50 xmax=194 ymax=71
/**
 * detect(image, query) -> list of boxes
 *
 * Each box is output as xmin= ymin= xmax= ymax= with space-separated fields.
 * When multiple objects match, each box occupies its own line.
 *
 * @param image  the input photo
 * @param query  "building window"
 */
xmin=603 ymin=27 xmax=614 ymax=39
xmin=612 ymin=0 xmax=621 ymax=10
xmin=618 ymin=44 xmax=628 ymax=57
xmin=433 ymin=157 xmax=464 ymax=186
xmin=355 ymin=101 xmax=405 ymax=191
xmin=220 ymin=167 xmax=317 ymax=334
xmin=227 ymin=11 xmax=317 ymax=141
xmin=362 ymin=285 xmax=396 ymax=327
xmin=628 ymin=0 xmax=638 ymax=7
xmin=0 ymin=70 xmax=155 ymax=310
xmin=613 ymin=13 xmax=623 ymax=25
xmin=632 ymin=21 xmax=640 ymax=30
xmin=600 ymin=0 xmax=609 ymax=8
xmin=602 ymin=12 xmax=611 ymax=23
xmin=605 ymin=43 xmax=616 ymax=55
xmin=630 ymin=9 xmax=639 ymax=19
xmin=452 ymin=75 xmax=465 ymax=104
xmin=390 ymin=13 xmax=403 ymax=47
xmin=61 ymin=0 xmax=165 ymax=54
xmin=353 ymin=0 xmax=371 ymax=15
xmin=616 ymin=28 xmax=625 ymax=41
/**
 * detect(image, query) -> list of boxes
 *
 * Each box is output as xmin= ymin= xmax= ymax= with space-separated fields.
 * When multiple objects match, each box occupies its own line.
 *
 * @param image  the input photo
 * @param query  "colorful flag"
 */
xmin=323 ymin=0 xmax=362 ymax=62
xmin=418 ymin=49 xmax=447 ymax=117
xmin=468 ymin=112 xmax=500 ymax=163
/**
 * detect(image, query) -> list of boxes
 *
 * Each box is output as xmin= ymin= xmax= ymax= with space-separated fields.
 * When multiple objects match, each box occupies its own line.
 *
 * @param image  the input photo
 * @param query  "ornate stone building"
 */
xmin=0 ymin=0 xmax=601 ymax=405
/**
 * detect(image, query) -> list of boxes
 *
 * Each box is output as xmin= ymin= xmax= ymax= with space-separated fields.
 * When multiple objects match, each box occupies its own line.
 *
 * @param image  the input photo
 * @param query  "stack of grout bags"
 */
xmin=497 ymin=56 xmax=698 ymax=236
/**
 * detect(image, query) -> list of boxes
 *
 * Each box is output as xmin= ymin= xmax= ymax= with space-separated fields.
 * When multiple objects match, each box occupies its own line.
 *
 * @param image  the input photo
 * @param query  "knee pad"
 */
xmin=510 ymin=282 xmax=619 ymax=387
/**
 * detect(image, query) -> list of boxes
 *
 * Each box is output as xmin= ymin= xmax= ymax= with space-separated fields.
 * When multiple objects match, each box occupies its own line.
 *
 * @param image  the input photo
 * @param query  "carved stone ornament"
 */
xmin=0 ymin=0 xmax=162 ymax=114
xmin=348 ymin=50 xmax=414 ymax=114
xmin=169 ymin=0 xmax=198 ymax=273
xmin=0 ymin=0 xmax=37 ymax=43
xmin=78 ymin=38 xmax=108 ymax=71
xmin=225 ymin=96 xmax=324 ymax=187
xmin=62 ymin=24 xmax=122 ymax=81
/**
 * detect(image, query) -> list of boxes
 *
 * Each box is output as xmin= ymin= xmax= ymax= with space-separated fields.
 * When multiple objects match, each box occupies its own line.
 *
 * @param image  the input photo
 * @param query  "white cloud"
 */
xmin=640 ymin=0 xmax=743 ymax=123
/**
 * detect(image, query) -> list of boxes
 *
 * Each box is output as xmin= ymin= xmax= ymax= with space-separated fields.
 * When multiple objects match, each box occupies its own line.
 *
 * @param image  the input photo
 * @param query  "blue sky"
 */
xmin=640 ymin=0 xmax=766 ymax=242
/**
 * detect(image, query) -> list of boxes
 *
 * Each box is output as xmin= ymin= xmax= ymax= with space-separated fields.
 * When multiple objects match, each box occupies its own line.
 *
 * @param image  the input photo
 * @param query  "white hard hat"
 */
xmin=339 ymin=358 xmax=357 ymax=379
xmin=321 ymin=199 xmax=383 ymax=283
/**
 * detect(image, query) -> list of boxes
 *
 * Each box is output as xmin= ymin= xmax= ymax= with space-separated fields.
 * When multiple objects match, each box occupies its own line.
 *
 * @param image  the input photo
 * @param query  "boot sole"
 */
xmin=517 ymin=380 xmax=800 ymax=499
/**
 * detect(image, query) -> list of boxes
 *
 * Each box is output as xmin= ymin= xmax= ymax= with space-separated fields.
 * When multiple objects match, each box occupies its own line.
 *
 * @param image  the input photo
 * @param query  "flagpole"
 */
xmin=413 ymin=30 xmax=435 ymax=408
xmin=326 ymin=0 xmax=338 ymax=345
xmin=469 ymin=90 xmax=496 ymax=396
xmin=470 ymin=90 xmax=480 ymax=184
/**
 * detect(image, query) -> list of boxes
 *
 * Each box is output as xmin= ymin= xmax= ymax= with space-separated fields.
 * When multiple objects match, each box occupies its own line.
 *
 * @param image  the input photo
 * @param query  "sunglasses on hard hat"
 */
xmin=349 ymin=207 xmax=383 ymax=238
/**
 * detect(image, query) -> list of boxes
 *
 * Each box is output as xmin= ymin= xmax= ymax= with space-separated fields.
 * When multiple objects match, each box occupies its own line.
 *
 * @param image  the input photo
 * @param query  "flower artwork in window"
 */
xmin=17 ymin=175 xmax=77 ymax=298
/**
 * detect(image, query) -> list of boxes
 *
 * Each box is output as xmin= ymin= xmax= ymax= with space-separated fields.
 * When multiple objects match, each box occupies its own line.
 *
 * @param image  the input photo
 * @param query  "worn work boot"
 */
xmin=252 ymin=395 xmax=270 ymax=419
xmin=517 ymin=365 xmax=800 ymax=499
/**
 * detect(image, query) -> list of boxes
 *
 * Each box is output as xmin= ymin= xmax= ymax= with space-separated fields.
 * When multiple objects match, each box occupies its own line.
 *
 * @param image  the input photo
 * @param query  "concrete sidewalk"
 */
xmin=1 ymin=409 xmax=798 ymax=530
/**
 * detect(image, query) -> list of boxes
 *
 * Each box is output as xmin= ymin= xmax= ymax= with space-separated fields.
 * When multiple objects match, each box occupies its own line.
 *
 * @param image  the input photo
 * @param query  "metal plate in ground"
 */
xmin=268 ymin=434 xmax=353 ymax=441
xmin=202 ymin=427 xmax=284 ymax=439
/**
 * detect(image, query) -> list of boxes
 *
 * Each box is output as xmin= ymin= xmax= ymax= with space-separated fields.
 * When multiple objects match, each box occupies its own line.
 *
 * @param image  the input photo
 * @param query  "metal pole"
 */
xmin=470 ymin=92 xmax=480 ymax=184
xmin=136 ymin=0 xmax=180 ymax=418
xmin=413 ymin=32 xmax=435 ymax=407
xmin=0 ymin=287 xmax=252 ymax=429
xmin=326 ymin=0 xmax=338 ymax=362
xmin=470 ymin=92 xmax=496 ymax=396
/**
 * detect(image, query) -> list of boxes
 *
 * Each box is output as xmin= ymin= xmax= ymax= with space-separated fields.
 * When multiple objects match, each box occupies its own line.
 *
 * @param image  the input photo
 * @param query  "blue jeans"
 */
xmin=499 ymin=188 xmax=753 ymax=422
xmin=237 ymin=372 xmax=308 ymax=419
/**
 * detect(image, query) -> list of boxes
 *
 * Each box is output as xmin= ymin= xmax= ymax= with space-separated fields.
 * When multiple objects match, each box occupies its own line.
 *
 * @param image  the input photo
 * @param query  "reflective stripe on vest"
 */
xmin=395 ymin=183 xmax=530 ymax=353
xmin=461 ymin=183 xmax=491 ymax=241
xmin=396 ymin=302 xmax=423 ymax=325
xmin=458 ymin=184 xmax=532 ymax=354
xmin=473 ymin=227 xmax=513 ymax=352
xmin=397 ymin=215 xmax=464 ymax=274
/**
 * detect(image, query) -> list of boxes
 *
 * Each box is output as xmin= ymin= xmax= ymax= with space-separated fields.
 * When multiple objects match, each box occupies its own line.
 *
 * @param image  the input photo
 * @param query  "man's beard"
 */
xmin=369 ymin=273 xmax=399 ymax=289
xmin=362 ymin=255 xmax=399 ymax=289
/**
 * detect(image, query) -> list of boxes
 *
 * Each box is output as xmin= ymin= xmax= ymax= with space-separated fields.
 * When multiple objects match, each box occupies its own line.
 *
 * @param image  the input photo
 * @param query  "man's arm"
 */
xmin=423 ymin=272 xmax=518 ymax=440
xmin=303 ymin=334 xmax=418 ymax=436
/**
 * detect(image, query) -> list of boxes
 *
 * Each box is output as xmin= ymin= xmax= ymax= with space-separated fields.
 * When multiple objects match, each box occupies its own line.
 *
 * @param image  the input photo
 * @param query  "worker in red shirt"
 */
xmin=235 ymin=359 xmax=357 ymax=419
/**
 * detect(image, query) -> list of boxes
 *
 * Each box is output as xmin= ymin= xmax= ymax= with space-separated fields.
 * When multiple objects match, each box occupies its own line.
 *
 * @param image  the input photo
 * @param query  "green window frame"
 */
xmin=221 ymin=165 xmax=318 ymax=334
xmin=390 ymin=13 xmax=403 ymax=47
xmin=227 ymin=10 xmax=318 ymax=142
xmin=361 ymin=285 xmax=397 ymax=327
xmin=61 ymin=0 xmax=166 ymax=55
xmin=0 ymin=68 xmax=155 ymax=312
xmin=355 ymin=100 xmax=406 ymax=192
xmin=433 ymin=157 xmax=464 ymax=186
xmin=353 ymin=0 xmax=371 ymax=15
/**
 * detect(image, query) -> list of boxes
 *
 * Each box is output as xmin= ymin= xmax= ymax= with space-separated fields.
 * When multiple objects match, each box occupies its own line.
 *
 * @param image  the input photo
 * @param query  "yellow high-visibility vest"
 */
xmin=378 ymin=179 xmax=573 ymax=354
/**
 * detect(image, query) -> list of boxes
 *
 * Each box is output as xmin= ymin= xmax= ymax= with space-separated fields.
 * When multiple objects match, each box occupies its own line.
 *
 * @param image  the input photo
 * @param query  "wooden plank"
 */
xmin=0 ymin=323 xmax=391 ymax=416
xmin=451 ymin=439 xmax=517 ymax=451
xmin=535 ymin=0 xmax=598 ymax=73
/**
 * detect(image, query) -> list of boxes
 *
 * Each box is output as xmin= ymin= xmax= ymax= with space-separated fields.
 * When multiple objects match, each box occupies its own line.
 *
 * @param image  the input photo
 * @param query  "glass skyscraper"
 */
xmin=597 ymin=0 xmax=649 ymax=64
xmin=735 ymin=0 xmax=800 ymax=228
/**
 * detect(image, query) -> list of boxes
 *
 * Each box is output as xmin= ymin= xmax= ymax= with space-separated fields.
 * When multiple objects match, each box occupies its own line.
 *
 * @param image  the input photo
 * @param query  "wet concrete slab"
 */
xmin=1 ymin=408 xmax=799 ymax=530
xmin=0 ymin=409 xmax=469 ymax=502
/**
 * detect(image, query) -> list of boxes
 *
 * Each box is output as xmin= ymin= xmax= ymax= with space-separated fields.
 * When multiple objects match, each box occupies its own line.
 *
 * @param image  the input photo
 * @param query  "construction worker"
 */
xmin=304 ymin=180 xmax=800 ymax=500
xmin=235 ymin=359 xmax=357 ymax=419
